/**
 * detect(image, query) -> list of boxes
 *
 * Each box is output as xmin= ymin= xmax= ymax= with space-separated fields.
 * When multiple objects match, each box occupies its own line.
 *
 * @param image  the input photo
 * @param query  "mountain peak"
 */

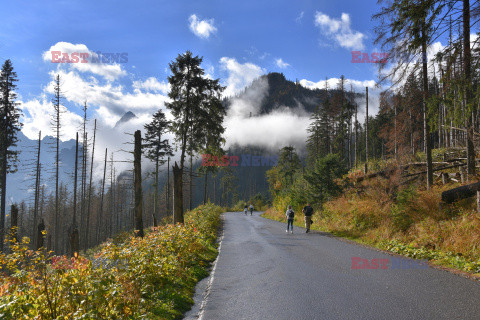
xmin=115 ymin=111 xmax=137 ymax=128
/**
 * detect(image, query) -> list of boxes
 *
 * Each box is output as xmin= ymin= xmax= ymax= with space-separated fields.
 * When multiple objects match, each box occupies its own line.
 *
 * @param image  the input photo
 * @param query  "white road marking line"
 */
xmin=197 ymin=215 xmax=225 ymax=320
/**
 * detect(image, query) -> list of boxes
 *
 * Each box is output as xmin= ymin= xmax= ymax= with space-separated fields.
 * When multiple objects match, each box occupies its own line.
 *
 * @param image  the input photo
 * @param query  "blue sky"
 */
xmin=1 ymin=0 xmax=380 ymax=98
xmin=1 ymin=0 xmax=445 ymax=156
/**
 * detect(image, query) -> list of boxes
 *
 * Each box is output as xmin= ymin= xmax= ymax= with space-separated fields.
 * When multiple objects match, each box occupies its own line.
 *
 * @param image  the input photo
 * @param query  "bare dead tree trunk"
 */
xmin=153 ymin=153 xmax=159 ymax=227
xmin=365 ymin=87 xmax=369 ymax=174
xmin=109 ymin=154 xmax=114 ymax=237
xmin=85 ymin=119 xmax=96 ymax=250
xmin=422 ymin=20 xmax=433 ymax=189
xmin=394 ymin=103 xmax=398 ymax=159
xmin=189 ymin=154 xmax=193 ymax=211
xmin=33 ymin=131 xmax=41 ymax=249
xmin=464 ymin=0 xmax=475 ymax=176
xmin=54 ymin=83 xmax=60 ymax=253
xmin=355 ymin=103 xmax=358 ymax=167
xmin=36 ymin=219 xmax=45 ymax=250
xmin=134 ymin=130 xmax=144 ymax=237
xmin=10 ymin=204 xmax=18 ymax=243
xmin=70 ymin=133 xmax=79 ymax=257
xmin=97 ymin=148 xmax=107 ymax=244
xmin=80 ymin=132 xmax=87 ymax=248
xmin=173 ymin=162 xmax=183 ymax=223
xmin=167 ymin=157 xmax=170 ymax=217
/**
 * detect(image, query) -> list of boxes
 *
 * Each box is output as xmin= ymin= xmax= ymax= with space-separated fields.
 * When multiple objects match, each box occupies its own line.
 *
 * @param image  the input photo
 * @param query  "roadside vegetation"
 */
xmin=263 ymin=149 xmax=480 ymax=276
xmin=0 ymin=203 xmax=223 ymax=319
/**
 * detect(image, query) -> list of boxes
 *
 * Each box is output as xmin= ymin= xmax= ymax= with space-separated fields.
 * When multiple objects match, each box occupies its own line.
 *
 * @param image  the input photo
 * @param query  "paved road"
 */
xmin=191 ymin=211 xmax=480 ymax=320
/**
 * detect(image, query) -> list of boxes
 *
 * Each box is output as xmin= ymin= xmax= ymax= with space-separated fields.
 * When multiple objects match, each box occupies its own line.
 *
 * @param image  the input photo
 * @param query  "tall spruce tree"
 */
xmin=165 ymin=51 xmax=225 ymax=223
xmin=277 ymin=146 xmax=301 ymax=186
xmin=0 ymin=59 xmax=22 ymax=252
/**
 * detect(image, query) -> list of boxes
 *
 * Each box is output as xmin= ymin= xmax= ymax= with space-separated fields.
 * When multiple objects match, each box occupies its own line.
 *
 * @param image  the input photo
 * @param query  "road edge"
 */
xmin=183 ymin=212 xmax=226 ymax=319
xmin=260 ymin=212 xmax=480 ymax=282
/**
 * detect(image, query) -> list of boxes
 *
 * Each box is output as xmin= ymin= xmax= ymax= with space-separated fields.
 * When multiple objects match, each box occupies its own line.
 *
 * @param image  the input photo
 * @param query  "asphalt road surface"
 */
xmin=189 ymin=211 xmax=480 ymax=320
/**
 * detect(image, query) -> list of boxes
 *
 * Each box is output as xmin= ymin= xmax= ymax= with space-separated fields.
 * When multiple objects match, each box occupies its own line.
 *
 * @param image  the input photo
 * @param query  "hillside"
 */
xmin=8 ymin=75 xmax=358 ymax=208
xmin=226 ymin=72 xmax=361 ymax=114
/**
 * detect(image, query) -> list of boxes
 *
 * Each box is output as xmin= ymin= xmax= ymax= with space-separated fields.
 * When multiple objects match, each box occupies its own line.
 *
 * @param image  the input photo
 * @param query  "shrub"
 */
xmin=0 ymin=203 xmax=223 ymax=319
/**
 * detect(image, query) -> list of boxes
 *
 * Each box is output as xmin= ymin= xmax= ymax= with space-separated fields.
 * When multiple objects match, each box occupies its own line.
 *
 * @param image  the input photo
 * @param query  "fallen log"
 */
xmin=402 ymin=162 xmax=454 ymax=167
xmin=441 ymin=181 xmax=480 ymax=203
xmin=440 ymin=125 xmax=480 ymax=136
xmin=355 ymin=168 xmax=396 ymax=183
xmin=402 ymin=163 xmax=466 ymax=178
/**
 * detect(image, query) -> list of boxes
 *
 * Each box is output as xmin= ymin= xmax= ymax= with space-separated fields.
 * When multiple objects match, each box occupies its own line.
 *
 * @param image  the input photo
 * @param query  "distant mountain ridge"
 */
xmin=226 ymin=72 xmax=361 ymax=115
xmin=8 ymin=75 xmax=361 ymax=206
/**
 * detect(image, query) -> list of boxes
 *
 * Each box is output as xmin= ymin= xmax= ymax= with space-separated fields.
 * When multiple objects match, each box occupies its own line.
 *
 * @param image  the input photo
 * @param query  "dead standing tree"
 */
xmin=69 ymin=133 xmax=80 ymax=257
xmin=85 ymin=119 xmax=97 ymax=250
xmin=134 ymin=130 xmax=144 ymax=237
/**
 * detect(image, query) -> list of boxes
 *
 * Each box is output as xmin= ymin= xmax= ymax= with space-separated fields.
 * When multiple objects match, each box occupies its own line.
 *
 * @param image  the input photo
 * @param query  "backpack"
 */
xmin=304 ymin=206 xmax=313 ymax=216
xmin=287 ymin=209 xmax=295 ymax=219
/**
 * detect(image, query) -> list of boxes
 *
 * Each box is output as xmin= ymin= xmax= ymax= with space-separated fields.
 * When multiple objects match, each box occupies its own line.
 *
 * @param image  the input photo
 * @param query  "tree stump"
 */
xmin=442 ymin=172 xmax=450 ymax=185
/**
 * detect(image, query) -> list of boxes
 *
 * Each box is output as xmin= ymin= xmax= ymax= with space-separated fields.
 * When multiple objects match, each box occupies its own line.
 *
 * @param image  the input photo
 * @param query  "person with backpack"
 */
xmin=244 ymin=204 xmax=248 ymax=215
xmin=285 ymin=205 xmax=294 ymax=233
xmin=249 ymin=204 xmax=254 ymax=215
xmin=302 ymin=203 xmax=314 ymax=233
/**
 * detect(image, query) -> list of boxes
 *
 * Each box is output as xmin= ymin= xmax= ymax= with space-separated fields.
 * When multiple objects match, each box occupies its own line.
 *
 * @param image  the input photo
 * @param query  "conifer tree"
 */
xmin=166 ymin=51 xmax=225 ymax=223
xmin=0 ymin=59 xmax=22 ymax=252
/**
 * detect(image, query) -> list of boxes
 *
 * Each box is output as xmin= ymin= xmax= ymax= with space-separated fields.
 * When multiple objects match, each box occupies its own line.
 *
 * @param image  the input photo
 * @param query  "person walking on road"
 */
xmin=302 ymin=203 xmax=313 ymax=233
xmin=244 ymin=205 xmax=248 ymax=215
xmin=285 ymin=205 xmax=294 ymax=233
xmin=249 ymin=204 xmax=254 ymax=215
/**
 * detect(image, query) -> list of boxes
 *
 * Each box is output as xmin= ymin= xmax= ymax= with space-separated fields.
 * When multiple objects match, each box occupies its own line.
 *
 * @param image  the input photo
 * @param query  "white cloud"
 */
xmin=22 ymin=52 xmax=171 ymax=144
xmin=223 ymin=77 xmax=309 ymax=151
xmin=46 ymin=69 xmax=169 ymax=119
xmin=20 ymin=98 xmax=83 ymax=141
xmin=377 ymin=40 xmax=450 ymax=90
xmin=300 ymin=77 xmax=380 ymax=121
xmin=20 ymin=68 xmax=174 ymax=178
xmin=295 ymin=11 xmax=304 ymax=23
xmin=133 ymin=77 xmax=170 ymax=94
xmin=314 ymin=12 xmax=365 ymax=50
xmin=188 ymin=14 xmax=217 ymax=39
xmin=42 ymin=42 xmax=127 ymax=81
xmin=275 ymin=58 xmax=290 ymax=69
xmin=219 ymin=57 xmax=266 ymax=97
xmin=224 ymin=108 xmax=310 ymax=151
xmin=299 ymin=77 xmax=376 ymax=92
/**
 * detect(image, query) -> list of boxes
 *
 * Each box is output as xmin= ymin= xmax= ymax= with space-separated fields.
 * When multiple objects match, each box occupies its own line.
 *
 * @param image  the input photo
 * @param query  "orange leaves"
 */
xmin=0 ymin=282 xmax=9 ymax=297
xmin=0 ymin=203 xmax=223 ymax=319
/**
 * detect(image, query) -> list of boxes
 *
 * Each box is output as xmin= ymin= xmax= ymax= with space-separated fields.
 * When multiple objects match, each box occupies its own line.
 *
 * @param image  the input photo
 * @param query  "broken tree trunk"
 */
xmin=10 ymin=205 xmax=18 ymax=242
xmin=36 ymin=219 xmax=45 ymax=250
xmin=477 ymin=190 xmax=480 ymax=212
xmin=441 ymin=181 xmax=480 ymax=203
xmin=134 ymin=130 xmax=144 ymax=238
